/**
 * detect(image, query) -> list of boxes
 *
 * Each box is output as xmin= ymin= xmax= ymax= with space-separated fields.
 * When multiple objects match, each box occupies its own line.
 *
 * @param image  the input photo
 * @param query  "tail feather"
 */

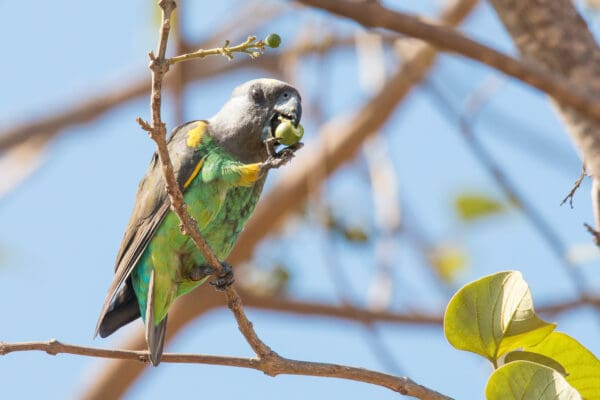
xmin=97 ymin=279 xmax=141 ymax=338
xmin=145 ymin=269 xmax=168 ymax=366
xmin=147 ymin=315 xmax=168 ymax=367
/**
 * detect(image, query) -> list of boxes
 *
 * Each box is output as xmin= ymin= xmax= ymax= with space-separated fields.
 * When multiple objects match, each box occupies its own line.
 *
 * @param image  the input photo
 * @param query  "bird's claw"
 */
xmin=189 ymin=265 xmax=213 ymax=281
xmin=189 ymin=262 xmax=235 ymax=291
xmin=265 ymin=137 xmax=278 ymax=157
xmin=261 ymin=143 xmax=303 ymax=172
xmin=209 ymin=262 xmax=235 ymax=291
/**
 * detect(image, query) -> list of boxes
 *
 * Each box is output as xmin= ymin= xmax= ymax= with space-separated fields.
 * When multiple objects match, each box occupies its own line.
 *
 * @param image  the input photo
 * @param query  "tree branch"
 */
xmin=129 ymin=1 xmax=451 ymax=399
xmin=487 ymin=0 xmax=600 ymax=247
xmin=0 ymin=339 xmax=451 ymax=400
xmin=296 ymin=0 xmax=600 ymax=122
xmin=82 ymin=1 xmax=479 ymax=397
xmin=0 ymin=33 xmax=360 ymax=154
xmin=422 ymin=80 xmax=593 ymax=306
xmin=140 ymin=0 xmax=279 ymax=360
xmin=4 ymin=290 xmax=595 ymax=399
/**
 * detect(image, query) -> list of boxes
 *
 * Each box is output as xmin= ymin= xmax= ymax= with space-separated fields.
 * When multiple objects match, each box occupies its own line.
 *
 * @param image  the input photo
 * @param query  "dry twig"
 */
xmin=560 ymin=165 xmax=587 ymax=208
xmin=584 ymin=222 xmax=600 ymax=246
xmin=137 ymin=0 xmax=275 ymax=359
xmin=297 ymin=0 xmax=600 ymax=122
xmin=127 ymin=1 xmax=451 ymax=398
xmin=423 ymin=80 xmax=593 ymax=305
xmin=82 ymin=1 xmax=480 ymax=397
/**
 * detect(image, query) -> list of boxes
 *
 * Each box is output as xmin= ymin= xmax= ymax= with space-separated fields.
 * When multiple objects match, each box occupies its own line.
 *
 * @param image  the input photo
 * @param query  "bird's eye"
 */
xmin=282 ymin=92 xmax=290 ymax=99
xmin=251 ymin=87 xmax=264 ymax=102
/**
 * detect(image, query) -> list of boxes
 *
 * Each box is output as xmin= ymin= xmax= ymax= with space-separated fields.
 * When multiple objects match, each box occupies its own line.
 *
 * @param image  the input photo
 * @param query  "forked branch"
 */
xmin=132 ymin=0 xmax=451 ymax=399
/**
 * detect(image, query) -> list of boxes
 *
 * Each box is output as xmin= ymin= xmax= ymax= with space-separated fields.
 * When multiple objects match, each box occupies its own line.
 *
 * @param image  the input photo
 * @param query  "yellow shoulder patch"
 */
xmin=236 ymin=163 xmax=262 ymax=187
xmin=186 ymin=121 xmax=207 ymax=148
xmin=183 ymin=156 xmax=206 ymax=189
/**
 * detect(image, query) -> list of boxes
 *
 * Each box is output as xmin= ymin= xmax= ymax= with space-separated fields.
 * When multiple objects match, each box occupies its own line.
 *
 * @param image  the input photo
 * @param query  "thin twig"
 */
xmin=133 ymin=3 xmax=456 ymax=398
xmin=140 ymin=0 xmax=277 ymax=360
xmin=0 ymin=34 xmax=363 ymax=154
xmin=82 ymin=1 xmax=480 ymax=398
xmin=584 ymin=223 xmax=600 ymax=246
xmin=168 ymin=36 xmax=267 ymax=64
xmin=4 ymin=0 xmax=600 ymax=154
xmin=297 ymin=0 xmax=600 ymax=122
xmin=560 ymin=165 xmax=587 ymax=208
xmin=422 ymin=78 xmax=593 ymax=305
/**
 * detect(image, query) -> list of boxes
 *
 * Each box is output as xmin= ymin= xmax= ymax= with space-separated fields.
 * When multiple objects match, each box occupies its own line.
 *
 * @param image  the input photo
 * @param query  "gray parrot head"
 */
xmin=208 ymin=78 xmax=302 ymax=163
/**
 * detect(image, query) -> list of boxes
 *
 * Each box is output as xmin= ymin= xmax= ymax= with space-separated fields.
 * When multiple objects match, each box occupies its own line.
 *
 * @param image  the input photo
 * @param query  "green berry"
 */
xmin=275 ymin=118 xmax=304 ymax=146
xmin=264 ymin=33 xmax=281 ymax=48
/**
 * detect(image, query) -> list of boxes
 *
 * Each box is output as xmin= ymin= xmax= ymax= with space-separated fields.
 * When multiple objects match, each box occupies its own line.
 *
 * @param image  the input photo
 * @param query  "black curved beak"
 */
xmin=262 ymin=93 xmax=303 ymax=143
xmin=273 ymin=93 xmax=302 ymax=127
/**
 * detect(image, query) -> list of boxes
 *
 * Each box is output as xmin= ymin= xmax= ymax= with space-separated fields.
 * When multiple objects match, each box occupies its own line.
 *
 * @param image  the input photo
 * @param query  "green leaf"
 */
xmin=444 ymin=271 xmax=555 ymax=363
xmin=504 ymin=351 xmax=568 ymax=376
xmin=526 ymin=332 xmax=600 ymax=400
xmin=486 ymin=361 xmax=581 ymax=400
xmin=428 ymin=245 xmax=467 ymax=283
xmin=455 ymin=193 xmax=504 ymax=222
xmin=343 ymin=227 xmax=369 ymax=243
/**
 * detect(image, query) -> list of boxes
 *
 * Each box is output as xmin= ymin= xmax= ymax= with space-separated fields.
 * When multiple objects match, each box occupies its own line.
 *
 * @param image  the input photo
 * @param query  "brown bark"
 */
xmin=297 ymin=0 xmax=600 ymax=122
xmin=81 ymin=1 xmax=479 ymax=398
xmin=0 ymin=35 xmax=380 ymax=154
xmin=2 ymin=337 xmax=452 ymax=400
xmin=487 ymin=0 xmax=600 ymax=228
xmin=0 ymin=55 xmax=281 ymax=152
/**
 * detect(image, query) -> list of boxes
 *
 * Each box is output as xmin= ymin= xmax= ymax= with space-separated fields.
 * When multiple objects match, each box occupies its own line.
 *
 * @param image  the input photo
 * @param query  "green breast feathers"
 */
xmin=96 ymin=78 xmax=303 ymax=366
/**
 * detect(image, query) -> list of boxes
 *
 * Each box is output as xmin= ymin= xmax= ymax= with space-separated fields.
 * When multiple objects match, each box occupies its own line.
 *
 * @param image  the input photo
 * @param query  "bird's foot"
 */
xmin=189 ymin=262 xmax=234 ymax=290
xmin=210 ymin=262 xmax=235 ymax=291
xmin=265 ymin=137 xmax=278 ymax=158
xmin=188 ymin=265 xmax=214 ymax=281
xmin=261 ymin=142 xmax=303 ymax=172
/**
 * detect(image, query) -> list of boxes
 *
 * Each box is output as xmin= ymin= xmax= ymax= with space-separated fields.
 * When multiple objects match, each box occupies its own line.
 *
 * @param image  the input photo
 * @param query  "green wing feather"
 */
xmin=95 ymin=120 xmax=209 ymax=337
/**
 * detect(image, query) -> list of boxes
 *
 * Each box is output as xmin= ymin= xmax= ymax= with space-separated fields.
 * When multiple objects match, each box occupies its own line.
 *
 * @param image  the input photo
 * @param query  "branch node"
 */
xmin=46 ymin=338 xmax=60 ymax=355
xmin=149 ymin=58 xmax=170 ymax=75
xmin=136 ymin=117 xmax=152 ymax=132
xmin=257 ymin=352 xmax=283 ymax=377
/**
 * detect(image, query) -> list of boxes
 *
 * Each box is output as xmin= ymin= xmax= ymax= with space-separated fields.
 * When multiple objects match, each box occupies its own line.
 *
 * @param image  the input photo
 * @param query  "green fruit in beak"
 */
xmin=275 ymin=117 xmax=304 ymax=146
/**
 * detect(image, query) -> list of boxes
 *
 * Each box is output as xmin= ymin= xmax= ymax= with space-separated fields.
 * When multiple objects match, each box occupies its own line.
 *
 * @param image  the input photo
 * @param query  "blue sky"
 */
xmin=0 ymin=1 xmax=598 ymax=399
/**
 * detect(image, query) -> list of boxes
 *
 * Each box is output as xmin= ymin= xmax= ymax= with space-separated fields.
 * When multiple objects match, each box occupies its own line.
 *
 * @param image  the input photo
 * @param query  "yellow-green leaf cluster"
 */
xmin=486 ymin=361 xmax=581 ymax=400
xmin=444 ymin=271 xmax=555 ymax=363
xmin=521 ymin=332 xmax=600 ymax=399
xmin=445 ymin=271 xmax=599 ymax=399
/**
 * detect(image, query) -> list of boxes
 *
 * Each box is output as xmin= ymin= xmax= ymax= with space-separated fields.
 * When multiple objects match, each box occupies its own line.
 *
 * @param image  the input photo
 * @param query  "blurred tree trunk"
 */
xmin=488 ymin=0 xmax=600 ymax=227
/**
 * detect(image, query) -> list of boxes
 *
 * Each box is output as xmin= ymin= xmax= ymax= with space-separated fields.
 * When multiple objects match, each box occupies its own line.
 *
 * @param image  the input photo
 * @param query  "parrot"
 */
xmin=95 ymin=78 xmax=303 ymax=366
